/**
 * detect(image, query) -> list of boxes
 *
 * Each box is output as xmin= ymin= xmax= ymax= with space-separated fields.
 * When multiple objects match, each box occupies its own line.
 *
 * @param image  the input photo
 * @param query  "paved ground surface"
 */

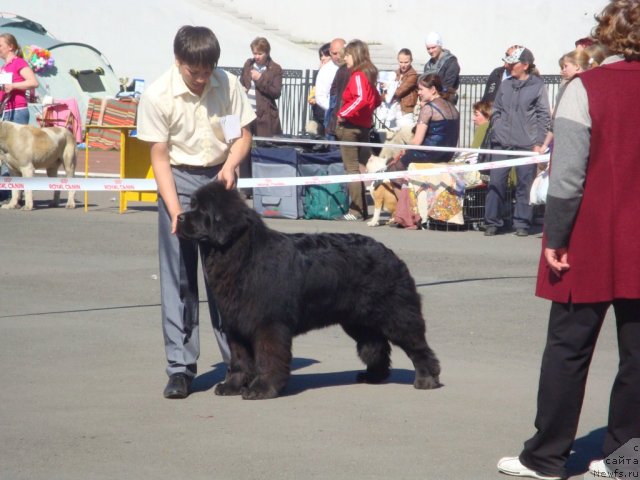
xmin=0 ymin=190 xmax=617 ymax=480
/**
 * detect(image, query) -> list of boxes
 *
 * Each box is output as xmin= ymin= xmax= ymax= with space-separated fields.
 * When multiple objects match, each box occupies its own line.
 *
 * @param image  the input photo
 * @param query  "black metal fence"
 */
xmin=222 ymin=67 xmax=562 ymax=147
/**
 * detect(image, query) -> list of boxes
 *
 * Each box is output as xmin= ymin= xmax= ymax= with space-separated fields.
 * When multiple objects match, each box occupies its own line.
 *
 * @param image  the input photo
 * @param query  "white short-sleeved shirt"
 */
xmin=137 ymin=65 xmax=256 ymax=167
xmin=314 ymin=61 xmax=339 ymax=111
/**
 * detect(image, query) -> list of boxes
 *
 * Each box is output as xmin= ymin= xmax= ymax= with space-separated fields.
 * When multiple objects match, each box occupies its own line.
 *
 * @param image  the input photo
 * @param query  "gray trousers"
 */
xmin=484 ymin=152 xmax=537 ymax=230
xmin=159 ymin=166 xmax=230 ymax=378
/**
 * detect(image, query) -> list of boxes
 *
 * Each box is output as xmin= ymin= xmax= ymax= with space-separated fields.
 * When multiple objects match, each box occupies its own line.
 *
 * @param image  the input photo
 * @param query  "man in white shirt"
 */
xmin=137 ymin=25 xmax=256 ymax=399
xmin=314 ymin=38 xmax=345 ymax=114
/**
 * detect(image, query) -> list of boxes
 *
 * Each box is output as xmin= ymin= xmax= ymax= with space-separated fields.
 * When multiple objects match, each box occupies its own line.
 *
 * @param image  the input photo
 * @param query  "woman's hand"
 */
xmin=544 ymin=247 xmax=570 ymax=277
xmin=250 ymin=70 xmax=261 ymax=81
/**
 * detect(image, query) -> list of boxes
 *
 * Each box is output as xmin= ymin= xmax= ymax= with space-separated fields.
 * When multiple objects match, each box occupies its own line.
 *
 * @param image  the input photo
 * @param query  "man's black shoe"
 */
xmin=484 ymin=226 xmax=498 ymax=236
xmin=163 ymin=373 xmax=192 ymax=399
xmin=515 ymin=228 xmax=529 ymax=237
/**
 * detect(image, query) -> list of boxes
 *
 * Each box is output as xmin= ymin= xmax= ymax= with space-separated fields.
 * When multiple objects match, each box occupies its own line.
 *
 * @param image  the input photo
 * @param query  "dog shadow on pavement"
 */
xmin=192 ymin=358 xmax=421 ymax=396
xmin=191 ymin=363 xmax=229 ymax=394
xmin=284 ymin=362 xmax=421 ymax=396
xmin=566 ymin=427 xmax=606 ymax=477
xmin=192 ymin=357 xmax=319 ymax=394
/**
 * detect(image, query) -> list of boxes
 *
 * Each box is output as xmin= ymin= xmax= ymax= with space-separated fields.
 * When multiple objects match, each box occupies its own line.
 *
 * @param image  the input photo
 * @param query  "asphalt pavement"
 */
xmin=0 ymin=191 xmax=617 ymax=480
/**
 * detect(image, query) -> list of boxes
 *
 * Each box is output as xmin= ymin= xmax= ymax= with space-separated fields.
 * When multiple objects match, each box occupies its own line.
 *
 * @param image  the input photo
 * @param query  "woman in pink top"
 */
xmin=0 ymin=33 xmax=39 ymax=185
xmin=0 ymin=33 xmax=38 ymax=124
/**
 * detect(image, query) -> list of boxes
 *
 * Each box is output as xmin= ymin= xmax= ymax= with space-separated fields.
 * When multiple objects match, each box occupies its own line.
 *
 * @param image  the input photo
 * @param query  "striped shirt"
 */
xmin=247 ymin=63 xmax=267 ymax=111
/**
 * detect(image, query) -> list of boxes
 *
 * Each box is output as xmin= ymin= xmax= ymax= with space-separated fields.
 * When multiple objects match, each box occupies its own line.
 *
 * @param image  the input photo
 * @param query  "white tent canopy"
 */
xmin=1 ymin=13 xmax=121 ymax=128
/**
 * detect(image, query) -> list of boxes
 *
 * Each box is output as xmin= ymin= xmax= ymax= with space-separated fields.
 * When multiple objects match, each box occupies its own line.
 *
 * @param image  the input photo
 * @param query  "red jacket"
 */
xmin=536 ymin=61 xmax=640 ymax=302
xmin=338 ymin=71 xmax=381 ymax=128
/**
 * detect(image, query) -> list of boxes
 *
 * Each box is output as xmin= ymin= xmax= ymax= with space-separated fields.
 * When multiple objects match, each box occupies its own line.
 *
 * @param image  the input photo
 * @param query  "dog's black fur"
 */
xmin=177 ymin=181 xmax=440 ymax=399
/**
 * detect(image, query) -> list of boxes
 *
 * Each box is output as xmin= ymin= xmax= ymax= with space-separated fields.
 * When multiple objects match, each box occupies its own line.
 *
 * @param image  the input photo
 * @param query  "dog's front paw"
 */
xmin=20 ymin=204 xmax=33 ymax=211
xmin=241 ymin=384 xmax=279 ymax=400
xmin=1 ymin=202 xmax=18 ymax=210
xmin=366 ymin=220 xmax=380 ymax=227
xmin=414 ymin=375 xmax=440 ymax=390
xmin=214 ymin=381 xmax=243 ymax=396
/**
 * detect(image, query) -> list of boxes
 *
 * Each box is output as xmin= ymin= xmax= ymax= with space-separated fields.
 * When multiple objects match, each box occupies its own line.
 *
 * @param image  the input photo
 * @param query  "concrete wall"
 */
xmin=219 ymin=0 xmax=605 ymax=74
xmin=2 ymin=0 xmax=606 ymax=80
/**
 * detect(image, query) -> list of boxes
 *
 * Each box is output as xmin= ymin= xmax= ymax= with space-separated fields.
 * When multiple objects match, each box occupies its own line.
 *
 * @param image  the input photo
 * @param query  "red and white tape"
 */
xmin=0 ymin=136 xmax=549 ymax=192
xmin=0 ymin=153 xmax=548 ymax=191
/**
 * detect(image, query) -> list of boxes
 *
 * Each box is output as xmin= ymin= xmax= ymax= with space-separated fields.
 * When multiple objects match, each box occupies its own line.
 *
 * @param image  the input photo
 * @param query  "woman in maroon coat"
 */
xmin=240 ymin=37 xmax=282 ymax=137
xmin=498 ymin=1 xmax=640 ymax=479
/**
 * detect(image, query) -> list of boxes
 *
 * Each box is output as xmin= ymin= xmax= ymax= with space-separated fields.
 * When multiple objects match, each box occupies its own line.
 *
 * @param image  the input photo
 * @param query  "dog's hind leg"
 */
xmin=242 ymin=323 xmax=292 ymax=400
xmin=61 ymin=141 xmax=77 ymax=208
xmin=19 ymin=164 xmax=36 ymax=210
xmin=214 ymin=338 xmax=256 ymax=396
xmin=384 ymin=317 xmax=441 ymax=389
xmin=0 ymin=158 xmax=21 ymax=210
xmin=46 ymin=165 xmax=61 ymax=208
xmin=342 ymin=325 xmax=391 ymax=383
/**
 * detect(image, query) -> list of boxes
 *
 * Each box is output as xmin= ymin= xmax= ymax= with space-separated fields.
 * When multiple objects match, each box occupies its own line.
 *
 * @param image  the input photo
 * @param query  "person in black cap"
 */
xmin=483 ymin=46 xmax=550 ymax=237
xmin=481 ymin=44 xmax=523 ymax=103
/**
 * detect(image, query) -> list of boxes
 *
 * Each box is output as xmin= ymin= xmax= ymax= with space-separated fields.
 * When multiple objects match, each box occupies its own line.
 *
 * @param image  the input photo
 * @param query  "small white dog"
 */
xmin=0 ymin=121 xmax=76 ymax=210
xmin=365 ymin=155 xmax=398 ymax=227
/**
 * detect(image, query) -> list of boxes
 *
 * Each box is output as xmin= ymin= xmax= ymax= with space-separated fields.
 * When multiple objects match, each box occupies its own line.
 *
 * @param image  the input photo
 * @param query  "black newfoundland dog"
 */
xmin=177 ymin=181 xmax=440 ymax=399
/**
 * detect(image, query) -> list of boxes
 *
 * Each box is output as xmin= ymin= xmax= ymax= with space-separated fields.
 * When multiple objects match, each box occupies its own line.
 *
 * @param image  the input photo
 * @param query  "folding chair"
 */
xmin=40 ymin=98 xmax=83 ymax=143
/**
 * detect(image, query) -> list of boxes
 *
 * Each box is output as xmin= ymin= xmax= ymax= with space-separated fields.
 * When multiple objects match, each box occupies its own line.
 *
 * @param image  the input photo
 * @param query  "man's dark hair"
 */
xmin=173 ymin=25 xmax=221 ymax=68
xmin=319 ymin=42 xmax=330 ymax=59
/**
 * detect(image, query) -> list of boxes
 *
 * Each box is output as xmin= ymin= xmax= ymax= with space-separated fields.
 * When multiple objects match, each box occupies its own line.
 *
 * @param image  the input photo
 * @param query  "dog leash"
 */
xmin=371 ymin=166 xmax=403 ymax=190
xmin=0 ymin=95 xmax=10 ymax=118
xmin=373 ymin=112 xmax=393 ymax=132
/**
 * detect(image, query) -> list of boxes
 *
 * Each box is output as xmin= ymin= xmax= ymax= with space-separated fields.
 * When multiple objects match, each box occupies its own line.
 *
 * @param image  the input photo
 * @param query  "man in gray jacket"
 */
xmin=483 ymin=47 xmax=550 ymax=237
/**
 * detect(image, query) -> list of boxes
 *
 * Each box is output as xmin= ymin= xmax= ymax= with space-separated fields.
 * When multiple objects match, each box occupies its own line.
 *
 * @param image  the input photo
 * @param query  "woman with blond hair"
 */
xmin=559 ymin=50 xmax=591 ymax=80
xmin=537 ymin=50 xmax=591 ymax=153
xmin=498 ymin=0 xmax=640 ymax=478
xmin=335 ymin=39 xmax=381 ymax=221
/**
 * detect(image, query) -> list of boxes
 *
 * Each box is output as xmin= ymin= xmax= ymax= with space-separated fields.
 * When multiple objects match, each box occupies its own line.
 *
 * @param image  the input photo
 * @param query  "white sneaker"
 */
xmin=588 ymin=459 xmax=619 ymax=479
xmin=497 ymin=456 xmax=563 ymax=479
